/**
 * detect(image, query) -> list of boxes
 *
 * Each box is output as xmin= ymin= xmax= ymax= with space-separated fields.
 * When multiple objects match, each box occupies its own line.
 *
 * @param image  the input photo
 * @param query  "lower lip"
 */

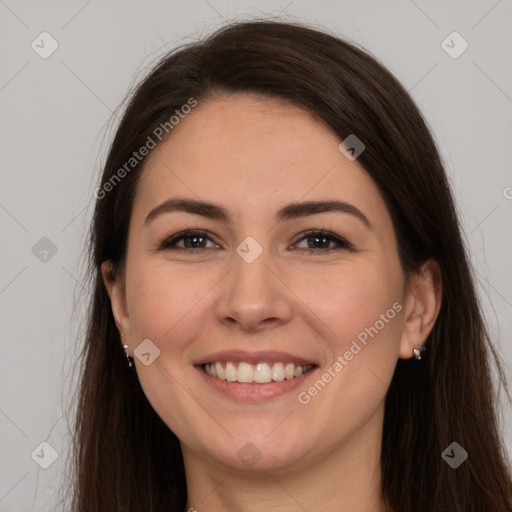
xmin=195 ymin=365 xmax=318 ymax=402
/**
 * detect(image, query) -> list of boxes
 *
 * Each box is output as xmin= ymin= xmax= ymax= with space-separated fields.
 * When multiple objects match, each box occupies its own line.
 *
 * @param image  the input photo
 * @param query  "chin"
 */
xmin=204 ymin=430 xmax=313 ymax=473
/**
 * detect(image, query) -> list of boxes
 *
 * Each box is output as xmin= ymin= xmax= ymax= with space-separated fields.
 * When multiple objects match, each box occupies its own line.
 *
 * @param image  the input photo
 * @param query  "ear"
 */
xmin=101 ymin=261 xmax=131 ymax=341
xmin=398 ymin=258 xmax=442 ymax=359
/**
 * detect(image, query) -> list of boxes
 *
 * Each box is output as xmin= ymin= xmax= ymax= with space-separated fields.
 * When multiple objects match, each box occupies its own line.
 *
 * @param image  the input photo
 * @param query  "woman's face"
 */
xmin=107 ymin=93 xmax=416 ymax=473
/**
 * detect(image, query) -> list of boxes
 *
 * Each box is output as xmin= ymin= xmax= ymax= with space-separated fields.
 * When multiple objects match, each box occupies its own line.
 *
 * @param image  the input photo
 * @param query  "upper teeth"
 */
xmin=204 ymin=361 xmax=313 ymax=383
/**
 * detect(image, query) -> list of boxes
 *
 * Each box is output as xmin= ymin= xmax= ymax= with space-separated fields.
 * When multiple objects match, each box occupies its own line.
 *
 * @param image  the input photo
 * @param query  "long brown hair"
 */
xmin=68 ymin=19 xmax=512 ymax=511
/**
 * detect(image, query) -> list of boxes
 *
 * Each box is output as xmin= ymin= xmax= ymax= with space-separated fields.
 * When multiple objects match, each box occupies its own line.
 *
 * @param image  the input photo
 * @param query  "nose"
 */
xmin=213 ymin=246 xmax=294 ymax=333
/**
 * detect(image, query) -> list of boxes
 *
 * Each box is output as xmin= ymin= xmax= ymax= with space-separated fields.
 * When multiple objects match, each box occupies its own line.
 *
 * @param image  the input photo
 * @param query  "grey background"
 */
xmin=1 ymin=0 xmax=511 ymax=510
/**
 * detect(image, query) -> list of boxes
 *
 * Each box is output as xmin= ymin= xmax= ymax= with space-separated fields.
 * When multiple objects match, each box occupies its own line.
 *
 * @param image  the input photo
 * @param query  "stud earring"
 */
xmin=413 ymin=342 xmax=425 ymax=360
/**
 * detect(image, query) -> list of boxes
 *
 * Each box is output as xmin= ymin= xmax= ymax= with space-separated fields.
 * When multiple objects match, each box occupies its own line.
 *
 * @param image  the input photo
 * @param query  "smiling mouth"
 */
xmin=202 ymin=361 xmax=316 ymax=384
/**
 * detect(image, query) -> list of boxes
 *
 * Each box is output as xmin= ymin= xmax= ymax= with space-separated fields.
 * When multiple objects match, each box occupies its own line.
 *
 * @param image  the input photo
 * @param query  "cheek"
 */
xmin=296 ymin=258 xmax=404 ymax=353
xmin=297 ymin=260 xmax=404 ymax=403
xmin=123 ymin=263 xmax=219 ymax=437
xmin=292 ymin=263 xmax=404 ymax=439
xmin=125 ymin=261 xmax=219 ymax=354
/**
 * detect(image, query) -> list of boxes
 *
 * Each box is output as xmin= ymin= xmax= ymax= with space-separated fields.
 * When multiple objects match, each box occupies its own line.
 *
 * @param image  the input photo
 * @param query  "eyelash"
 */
xmin=157 ymin=229 xmax=352 ymax=254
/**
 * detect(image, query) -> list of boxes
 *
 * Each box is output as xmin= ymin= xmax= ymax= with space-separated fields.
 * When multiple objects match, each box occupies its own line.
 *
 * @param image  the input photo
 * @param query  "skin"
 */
xmin=102 ymin=93 xmax=442 ymax=512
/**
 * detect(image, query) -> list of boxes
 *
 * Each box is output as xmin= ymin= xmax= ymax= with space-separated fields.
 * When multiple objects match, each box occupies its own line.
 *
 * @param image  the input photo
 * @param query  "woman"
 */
xmin=70 ymin=19 xmax=512 ymax=511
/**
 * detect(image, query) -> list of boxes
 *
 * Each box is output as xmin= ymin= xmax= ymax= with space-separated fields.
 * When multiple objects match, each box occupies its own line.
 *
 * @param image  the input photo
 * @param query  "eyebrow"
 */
xmin=144 ymin=198 xmax=372 ymax=229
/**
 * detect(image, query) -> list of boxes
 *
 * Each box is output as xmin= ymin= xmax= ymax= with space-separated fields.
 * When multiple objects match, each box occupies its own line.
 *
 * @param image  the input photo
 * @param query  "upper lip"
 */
xmin=193 ymin=350 xmax=318 ymax=367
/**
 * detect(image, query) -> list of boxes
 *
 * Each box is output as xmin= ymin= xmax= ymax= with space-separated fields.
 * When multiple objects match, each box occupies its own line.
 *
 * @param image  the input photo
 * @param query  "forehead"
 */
xmin=132 ymin=93 xmax=388 ymax=228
